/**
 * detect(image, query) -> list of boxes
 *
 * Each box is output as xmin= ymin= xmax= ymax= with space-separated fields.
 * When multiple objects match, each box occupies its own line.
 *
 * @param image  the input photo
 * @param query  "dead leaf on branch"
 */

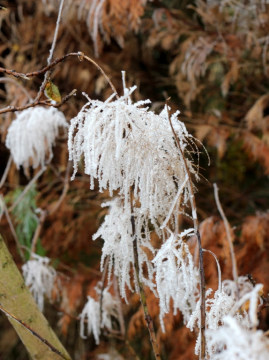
xmin=242 ymin=131 xmax=269 ymax=174
xmin=245 ymin=94 xmax=269 ymax=132
xmin=221 ymin=61 xmax=239 ymax=97
xmin=195 ymin=125 xmax=231 ymax=159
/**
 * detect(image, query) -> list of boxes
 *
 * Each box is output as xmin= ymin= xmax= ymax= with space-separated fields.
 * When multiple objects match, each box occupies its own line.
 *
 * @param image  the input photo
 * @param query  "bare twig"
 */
xmin=9 ymin=167 xmax=46 ymax=212
xmin=203 ymin=249 xmax=222 ymax=292
xmin=0 ymin=303 xmax=70 ymax=360
xmin=213 ymin=183 xmax=238 ymax=287
xmin=0 ymin=78 xmax=33 ymax=101
xmin=166 ymin=104 xmax=206 ymax=360
xmin=0 ymin=51 xmax=118 ymax=114
xmin=0 ymin=67 xmax=30 ymax=80
xmin=130 ymin=195 xmax=161 ymax=360
xmin=0 ymin=89 xmax=77 ymax=114
xmin=0 ymin=156 xmax=12 ymax=189
xmin=31 ymin=161 xmax=71 ymax=254
xmin=49 ymin=161 xmax=71 ymax=215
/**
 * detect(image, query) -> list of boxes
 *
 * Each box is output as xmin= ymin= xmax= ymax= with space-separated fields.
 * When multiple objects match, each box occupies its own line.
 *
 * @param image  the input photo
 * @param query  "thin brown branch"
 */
xmin=166 ymin=104 xmax=206 ymax=360
xmin=0 ymin=156 xmax=12 ymax=189
xmin=0 ymin=52 xmax=118 ymax=114
xmin=9 ymin=167 xmax=46 ymax=212
xmin=0 ymin=78 xmax=33 ymax=101
xmin=0 ymin=303 xmax=70 ymax=360
xmin=30 ymin=161 xmax=70 ymax=255
xmin=0 ymin=67 xmax=30 ymax=80
xmin=48 ymin=161 xmax=71 ymax=216
xmin=0 ymin=89 xmax=77 ymax=114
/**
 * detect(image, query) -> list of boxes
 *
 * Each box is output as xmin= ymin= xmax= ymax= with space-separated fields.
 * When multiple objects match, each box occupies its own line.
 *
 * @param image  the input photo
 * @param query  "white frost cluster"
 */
xmin=207 ymin=316 xmax=269 ymax=360
xmin=187 ymin=276 xmax=264 ymax=357
xmin=68 ymin=80 xmax=200 ymax=333
xmin=68 ymin=85 xmax=197 ymax=229
xmin=152 ymin=230 xmax=199 ymax=330
xmin=6 ymin=106 xmax=67 ymax=169
xmin=80 ymin=285 xmax=120 ymax=344
xmin=93 ymin=198 xmax=155 ymax=301
xmin=22 ymin=254 xmax=56 ymax=311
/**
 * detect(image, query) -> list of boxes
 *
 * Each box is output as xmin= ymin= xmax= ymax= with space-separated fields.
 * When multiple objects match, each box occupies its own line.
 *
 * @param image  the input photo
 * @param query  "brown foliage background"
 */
xmin=0 ymin=1 xmax=269 ymax=359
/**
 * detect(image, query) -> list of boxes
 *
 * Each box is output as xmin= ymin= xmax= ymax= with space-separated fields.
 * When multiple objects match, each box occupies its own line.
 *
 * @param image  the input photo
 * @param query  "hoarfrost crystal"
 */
xmin=207 ymin=317 xmax=269 ymax=360
xmin=153 ymin=230 xmax=199 ymax=330
xmin=93 ymin=198 xmax=155 ymax=301
xmin=79 ymin=285 xmax=120 ymax=344
xmin=187 ymin=275 xmax=264 ymax=357
xmin=68 ymin=86 xmax=197 ymax=228
xmin=6 ymin=106 xmax=67 ymax=169
xmin=22 ymin=254 xmax=56 ymax=311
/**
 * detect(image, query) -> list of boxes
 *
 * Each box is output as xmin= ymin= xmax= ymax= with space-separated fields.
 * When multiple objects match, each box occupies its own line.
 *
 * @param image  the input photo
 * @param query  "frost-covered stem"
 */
xmin=213 ymin=183 xmax=238 ymax=288
xmin=0 ymin=156 xmax=12 ymax=189
xmin=36 ymin=0 xmax=66 ymax=102
xmin=9 ymin=167 xmax=46 ymax=212
xmin=113 ymin=275 xmax=125 ymax=336
xmin=167 ymin=108 xmax=205 ymax=360
xmin=130 ymin=206 xmax=161 ymax=360
xmin=99 ymin=257 xmax=108 ymax=326
xmin=47 ymin=0 xmax=65 ymax=65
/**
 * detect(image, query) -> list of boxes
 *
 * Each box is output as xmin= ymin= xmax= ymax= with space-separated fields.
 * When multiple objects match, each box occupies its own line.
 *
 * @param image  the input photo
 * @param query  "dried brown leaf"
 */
xmin=242 ymin=131 xmax=269 ymax=174
xmin=245 ymin=94 xmax=269 ymax=132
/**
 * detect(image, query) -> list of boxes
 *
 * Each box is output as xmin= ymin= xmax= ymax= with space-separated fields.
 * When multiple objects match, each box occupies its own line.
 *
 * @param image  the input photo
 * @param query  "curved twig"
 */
xmin=0 ymin=51 xmax=118 ymax=114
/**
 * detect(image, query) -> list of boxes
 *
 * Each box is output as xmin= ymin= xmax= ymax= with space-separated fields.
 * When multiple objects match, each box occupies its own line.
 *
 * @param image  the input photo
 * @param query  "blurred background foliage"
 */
xmin=0 ymin=1 xmax=269 ymax=359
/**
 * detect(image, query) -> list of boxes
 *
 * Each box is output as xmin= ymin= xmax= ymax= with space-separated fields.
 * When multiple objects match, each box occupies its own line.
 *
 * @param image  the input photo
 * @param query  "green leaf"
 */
xmin=44 ymin=81 xmax=61 ymax=102
xmin=5 ymin=185 xmax=39 ymax=258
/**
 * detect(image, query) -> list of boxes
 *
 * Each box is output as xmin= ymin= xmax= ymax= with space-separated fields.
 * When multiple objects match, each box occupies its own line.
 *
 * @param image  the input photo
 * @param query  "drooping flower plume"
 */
xmin=6 ymin=106 xmax=67 ymax=169
xmin=22 ymin=254 xmax=57 ymax=311
xmin=68 ymin=85 xmax=198 ymax=232
xmin=152 ymin=230 xmax=199 ymax=330
xmin=93 ymin=197 xmax=155 ymax=301
xmin=79 ymin=284 xmax=120 ymax=344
